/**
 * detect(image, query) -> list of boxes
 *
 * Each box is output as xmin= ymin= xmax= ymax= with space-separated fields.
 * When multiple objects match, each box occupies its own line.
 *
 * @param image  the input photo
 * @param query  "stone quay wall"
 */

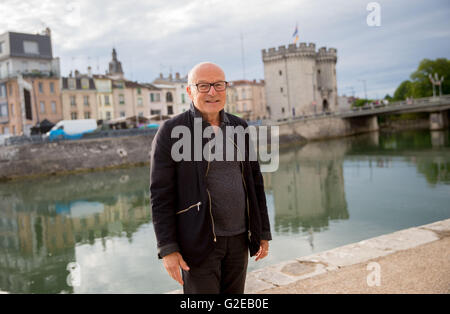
xmin=0 ymin=115 xmax=379 ymax=180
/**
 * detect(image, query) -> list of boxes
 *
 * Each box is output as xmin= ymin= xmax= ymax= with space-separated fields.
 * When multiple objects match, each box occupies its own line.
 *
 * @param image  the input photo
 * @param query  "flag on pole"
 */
xmin=292 ymin=23 xmax=299 ymax=43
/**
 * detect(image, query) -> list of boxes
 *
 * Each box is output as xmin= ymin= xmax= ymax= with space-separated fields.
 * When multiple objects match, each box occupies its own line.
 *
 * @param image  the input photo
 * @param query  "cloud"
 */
xmin=0 ymin=0 xmax=449 ymax=98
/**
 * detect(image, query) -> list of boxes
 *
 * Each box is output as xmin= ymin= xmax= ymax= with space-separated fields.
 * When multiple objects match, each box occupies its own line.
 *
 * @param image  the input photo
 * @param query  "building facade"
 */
xmin=153 ymin=72 xmax=189 ymax=115
xmin=0 ymin=28 xmax=60 ymax=80
xmin=226 ymin=79 xmax=267 ymax=121
xmin=0 ymin=29 xmax=62 ymax=135
xmin=93 ymin=75 xmax=114 ymax=121
xmin=61 ymin=72 xmax=98 ymax=121
xmin=262 ymin=43 xmax=338 ymax=121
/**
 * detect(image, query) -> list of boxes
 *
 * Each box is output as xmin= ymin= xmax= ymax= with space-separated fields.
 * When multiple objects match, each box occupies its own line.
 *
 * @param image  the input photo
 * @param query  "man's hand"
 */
xmin=162 ymin=252 xmax=190 ymax=286
xmin=255 ymin=240 xmax=269 ymax=261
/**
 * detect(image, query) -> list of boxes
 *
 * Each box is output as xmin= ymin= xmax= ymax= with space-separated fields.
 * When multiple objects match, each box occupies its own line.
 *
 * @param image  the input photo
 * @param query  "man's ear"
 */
xmin=186 ymin=85 xmax=194 ymax=101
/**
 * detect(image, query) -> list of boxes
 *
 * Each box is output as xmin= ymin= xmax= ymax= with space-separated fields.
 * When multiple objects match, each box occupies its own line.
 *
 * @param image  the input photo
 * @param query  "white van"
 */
xmin=45 ymin=119 xmax=97 ymax=141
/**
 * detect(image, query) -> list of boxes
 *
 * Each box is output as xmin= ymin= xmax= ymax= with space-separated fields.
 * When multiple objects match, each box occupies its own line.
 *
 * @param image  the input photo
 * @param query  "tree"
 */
xmin=393 ymin=58 xmax=450 ymax=100
xmin=410 ymin=58 xmax=450 ymax=97
xmin=393 ymin=80 xmax=414 ymax=100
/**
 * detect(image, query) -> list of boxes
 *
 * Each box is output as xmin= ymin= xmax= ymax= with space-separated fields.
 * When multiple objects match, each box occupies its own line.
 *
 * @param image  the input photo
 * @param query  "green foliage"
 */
xmin=353 ymin=98 xmax=371 ymax=107
xmin=393 ymin=58 xmax=450 ymax=100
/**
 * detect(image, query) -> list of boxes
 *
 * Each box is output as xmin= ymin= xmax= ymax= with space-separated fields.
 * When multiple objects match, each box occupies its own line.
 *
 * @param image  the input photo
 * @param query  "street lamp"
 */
xmin=358 ymin=79 xmax=368 ymax=104
xmin=429 ymin=73 xmax=444 ymax=98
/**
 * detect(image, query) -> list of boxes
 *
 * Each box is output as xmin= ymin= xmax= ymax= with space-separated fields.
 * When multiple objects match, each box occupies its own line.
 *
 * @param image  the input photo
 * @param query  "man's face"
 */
xmin=187 ymin=64 xmax=227 ymax=115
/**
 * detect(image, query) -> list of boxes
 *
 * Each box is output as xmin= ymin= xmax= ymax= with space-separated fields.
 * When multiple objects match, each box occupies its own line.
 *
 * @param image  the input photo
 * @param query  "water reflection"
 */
xmin=0 ymin=129 xmax=449 ymax=293
xmin=0 ymin=167 xmax=151 ymax=293
xmin=266 ymin=139 xmax=350 ymax=235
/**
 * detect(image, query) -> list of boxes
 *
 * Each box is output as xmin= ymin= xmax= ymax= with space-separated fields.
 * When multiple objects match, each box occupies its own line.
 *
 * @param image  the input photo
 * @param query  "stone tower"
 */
xmin=262 ymin=43 xmax=337 ymax=121
xmin=108 ymin=48 xmax=124 ymax=79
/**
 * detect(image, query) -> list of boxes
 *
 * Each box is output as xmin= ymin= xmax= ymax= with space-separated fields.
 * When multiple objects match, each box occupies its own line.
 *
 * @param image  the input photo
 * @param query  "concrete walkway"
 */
xmin=246 ymin=219 xmax=450 ymax=294
xmin=166 ymin=219 xmax=450 ymax=294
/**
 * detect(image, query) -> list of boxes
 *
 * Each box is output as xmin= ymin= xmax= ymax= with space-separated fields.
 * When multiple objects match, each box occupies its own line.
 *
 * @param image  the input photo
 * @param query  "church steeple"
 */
xmin=108 ymin=48 xmax=124 ymax=78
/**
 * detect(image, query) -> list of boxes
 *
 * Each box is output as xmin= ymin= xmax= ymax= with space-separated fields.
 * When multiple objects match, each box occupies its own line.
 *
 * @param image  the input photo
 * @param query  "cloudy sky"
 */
xmin=0 ymin=0 xmax=449 ymax=98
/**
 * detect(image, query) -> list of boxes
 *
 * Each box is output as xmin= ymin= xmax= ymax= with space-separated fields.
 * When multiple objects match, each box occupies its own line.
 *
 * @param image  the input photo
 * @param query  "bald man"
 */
xmin=150 ymin=62 xmax=272 ymax=294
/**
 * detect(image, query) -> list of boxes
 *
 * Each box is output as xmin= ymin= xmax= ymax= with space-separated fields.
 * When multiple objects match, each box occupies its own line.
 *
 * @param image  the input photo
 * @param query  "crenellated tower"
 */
xmin=262 ymin=43 xmax=338 ymax=121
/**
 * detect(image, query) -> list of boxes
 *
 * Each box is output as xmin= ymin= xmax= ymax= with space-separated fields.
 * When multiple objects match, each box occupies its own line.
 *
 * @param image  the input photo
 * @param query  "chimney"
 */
xmin=87 ymin=66 xmax=92 ymax=77
xmin=169 ymin=73 xmax=173 ymax=81
xmin=175 ymin=72 xmax=180 ymax=80
xmin=159 ymin=73 xmax=163 ymax=79
xmin=45 ymin=27 xmax=51 ymax=37
xmin=74 ymin=69 xmax=80 ymax=78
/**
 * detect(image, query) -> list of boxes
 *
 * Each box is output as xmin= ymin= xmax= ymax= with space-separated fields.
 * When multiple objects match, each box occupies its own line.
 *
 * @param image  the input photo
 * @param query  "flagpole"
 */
xmin=240 ymin=32 xmax=246 ymax=80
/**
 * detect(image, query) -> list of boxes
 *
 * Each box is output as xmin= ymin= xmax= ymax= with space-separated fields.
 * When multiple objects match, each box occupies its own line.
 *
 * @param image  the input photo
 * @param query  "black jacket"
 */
xmin=150 ymin=103 xmax=272 ymax=267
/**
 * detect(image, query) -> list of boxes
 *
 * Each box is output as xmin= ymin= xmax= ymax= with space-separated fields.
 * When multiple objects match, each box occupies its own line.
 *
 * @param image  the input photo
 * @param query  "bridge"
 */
xmin=337 ymin=95 xmax=450 ymax=130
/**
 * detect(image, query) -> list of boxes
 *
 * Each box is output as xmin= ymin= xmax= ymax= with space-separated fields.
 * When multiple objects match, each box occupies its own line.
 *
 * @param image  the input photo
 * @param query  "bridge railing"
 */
xmin=337 ymin=94 xmax=450 ymax=116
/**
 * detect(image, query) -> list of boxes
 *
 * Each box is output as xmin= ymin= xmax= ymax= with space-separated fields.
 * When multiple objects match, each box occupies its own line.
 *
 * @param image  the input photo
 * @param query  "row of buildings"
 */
xmin=0 ymin=28 xmax=269 ymax=137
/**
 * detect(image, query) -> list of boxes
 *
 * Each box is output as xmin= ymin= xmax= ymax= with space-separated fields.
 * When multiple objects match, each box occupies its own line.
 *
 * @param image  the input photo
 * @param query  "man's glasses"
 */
xmin=191 ymin=81 xmax=228 ymax=93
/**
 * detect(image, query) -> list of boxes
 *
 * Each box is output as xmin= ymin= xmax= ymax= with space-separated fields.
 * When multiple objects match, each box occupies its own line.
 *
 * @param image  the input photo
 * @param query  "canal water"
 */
xmin=0 ymin=129 xmax=449 ymax=293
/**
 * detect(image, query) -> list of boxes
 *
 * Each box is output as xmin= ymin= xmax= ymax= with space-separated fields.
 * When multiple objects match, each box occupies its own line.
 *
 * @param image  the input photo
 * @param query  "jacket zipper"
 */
xmin=227 ymin=137 xmax=251 ymax=242
xmin=175 ymin=201 xmax=201 ymax=215
xmin=206 ymin=188 xmax=216 ymax=242
xmin=205 ymin=141 xmax=216 ymax=242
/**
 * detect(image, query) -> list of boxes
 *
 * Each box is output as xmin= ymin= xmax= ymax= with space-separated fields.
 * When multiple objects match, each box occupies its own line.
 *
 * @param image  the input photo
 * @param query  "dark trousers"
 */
xmin=182 ymin=232 xmax=249 ymax=294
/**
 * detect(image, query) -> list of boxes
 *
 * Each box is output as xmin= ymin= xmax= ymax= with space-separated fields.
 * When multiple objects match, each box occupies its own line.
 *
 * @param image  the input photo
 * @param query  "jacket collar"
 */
xmin=189 ymin=102 xmax=230 ymax=126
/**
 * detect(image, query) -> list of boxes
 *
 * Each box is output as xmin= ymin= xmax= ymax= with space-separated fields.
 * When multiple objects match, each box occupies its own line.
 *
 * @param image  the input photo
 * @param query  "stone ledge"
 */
xmin=165 ymin=219 xmax=449 ymax=294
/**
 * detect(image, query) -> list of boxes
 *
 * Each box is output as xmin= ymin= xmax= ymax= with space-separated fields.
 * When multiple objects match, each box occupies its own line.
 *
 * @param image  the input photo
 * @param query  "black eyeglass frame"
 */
xmin=190 ymin=81 xmax=229 ymax=93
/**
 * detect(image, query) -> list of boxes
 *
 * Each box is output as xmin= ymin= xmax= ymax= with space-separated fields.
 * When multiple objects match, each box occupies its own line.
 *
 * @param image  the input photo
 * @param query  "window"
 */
xmin=105 ymin=95 xmax=110 ymax=105
xmin=0 ymin=41 xmax=3 ymax=54
xmin=150 ymin=93 xmax=154 ymax=102
xmin=22 ymin=61 xmax=28 ymax=72
xmin=279 ymin=70 xmax=282 ymax=76
xmin=120 ymin=111 xmax=126 ymax=117
xmin=38 ymin=82 xmax=43 ymax=94
xmin=166 ymin=92 xmax=173 ymax=102
xmin=84 ymin=96 xmax=89 ymax=106
xmin=84 ymin=112 xmax=91 ymax=119
xmin=51 ymin=101 xmax=56 ymax=113
xmin=0 ymin=84 xmax=5 ymax=97
xmin=281 ymin=107 xmax=285 ymax=113
xmin=119 ymin=94 xmax=124 ymax=105
xmin=40 ymin=101 xmax=45 ymax=113
xmin=138 ymin=112 xmax=143 ymax=117
xmin=137 ymin=88 xmax=141 ymax=95
xmin=167 ymin=105 xmax=173 ymax=115
xmin=70 ymin=96 xmax=76 ymax=106
xmin=181 ymin=94 xmax=185 ymax=104
xmin=150 ymin=109 xmax=161 ymax=115
xmin=0 ymin=102 xmax=8 ymax=117
xmin=280 ymin=87 xmax=283 ymax=93
xmin=137 ymin=98 xmax=143 ymax=107
xmin=155 ymin=93 xmax=161 ymax=102
xmin=81 ymin=79 xmax=89 ymax=89
xmin=50 ymin=82 xmax=55 ymax=94
xmin=105 ymin=111 xmax=111 ymax=120
xmin=4 ymin=127 xmax=9 ymax=134
xmin=71 ymin=112 xmax=77 ymax=120
xmin=23 ymin=41 xmax=39 ymax=54
xmin=68 ymin=79 xmax=76 ymax=90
